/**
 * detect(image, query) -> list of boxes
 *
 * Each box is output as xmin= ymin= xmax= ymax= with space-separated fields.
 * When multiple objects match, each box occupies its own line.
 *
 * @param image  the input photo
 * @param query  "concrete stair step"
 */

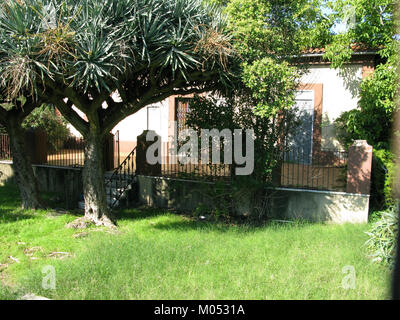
xmin=77 ymin=173 xmax=136 ymax=209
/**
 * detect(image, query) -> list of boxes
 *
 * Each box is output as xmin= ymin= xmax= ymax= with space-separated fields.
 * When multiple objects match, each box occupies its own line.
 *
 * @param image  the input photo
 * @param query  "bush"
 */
xmin=370 ymin=149 xmax=395 ymax=211
xmin=334 ymin=62 xmax=397 ymax=151
xmin=22 ymin=105 xmax=71 ymax=152
xmin=365 ymin=205 xmax=398 ymax=266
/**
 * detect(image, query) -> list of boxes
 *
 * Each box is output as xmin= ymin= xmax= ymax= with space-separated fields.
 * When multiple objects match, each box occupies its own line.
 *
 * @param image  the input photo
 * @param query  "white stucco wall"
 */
xmin=110 ymin=99 xmax=169 ymax=142
xmin=300 ymin=64 xmax=363 ymax=150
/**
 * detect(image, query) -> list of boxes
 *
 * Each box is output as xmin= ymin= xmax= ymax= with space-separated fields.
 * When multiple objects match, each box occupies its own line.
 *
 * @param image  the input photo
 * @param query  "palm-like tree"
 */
xmin=0 ymin=0 xmax=236 ymax=226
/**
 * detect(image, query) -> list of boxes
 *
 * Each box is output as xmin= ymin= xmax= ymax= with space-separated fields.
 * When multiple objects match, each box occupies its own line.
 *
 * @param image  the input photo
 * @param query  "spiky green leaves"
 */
xmin=0 ymin=0 xmax=234 ymax=98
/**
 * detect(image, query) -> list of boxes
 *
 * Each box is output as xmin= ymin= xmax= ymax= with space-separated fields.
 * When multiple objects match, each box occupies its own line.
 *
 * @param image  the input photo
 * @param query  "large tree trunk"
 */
xmin=6 ymin=118 xmax=42 ymax=210
xmin=82 ymin=132 xmax=115 ymax=227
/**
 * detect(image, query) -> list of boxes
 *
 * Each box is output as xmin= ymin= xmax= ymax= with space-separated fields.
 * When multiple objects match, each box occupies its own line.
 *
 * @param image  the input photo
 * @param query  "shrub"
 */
xmin=365 ymin=205 xmax=398 ymax=266
xmin=22 ymin=105 xmax=71 ymax=152
xmin=370 ymin=149 xmax=395 ymax=211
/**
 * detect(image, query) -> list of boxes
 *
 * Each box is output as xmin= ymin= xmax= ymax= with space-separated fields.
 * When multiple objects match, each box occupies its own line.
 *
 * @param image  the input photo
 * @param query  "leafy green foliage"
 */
xmin=370 ymin=149 xmax=396 ymax=210
xmin=366 ymin=205 xmax=398 ymax=266
xmin=0 ymin=0 xmax=235 ymax=98
xmin=334 ymin=63 xmax=398 ymax=150
xmin=186 ymin=92 xmax=299 ymax=184
xmin=225 ymin=0 xmax=329 ymax=62
xmin=324 ymin=0 xmax=396 ymax=68
xmin=325 ymin=0 xmax=397 ymax=213
xmin=242 ymin=58 xmax=300 ymax=118
xmin=22 ymin=105 xmax=71 ymax=152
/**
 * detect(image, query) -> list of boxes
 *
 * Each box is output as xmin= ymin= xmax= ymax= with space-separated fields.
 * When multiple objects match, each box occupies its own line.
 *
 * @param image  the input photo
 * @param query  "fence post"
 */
xmin=346 ymin=140 xmax=373 ymax=195
xmin=136 ymin=130 xmax=161 ymax=176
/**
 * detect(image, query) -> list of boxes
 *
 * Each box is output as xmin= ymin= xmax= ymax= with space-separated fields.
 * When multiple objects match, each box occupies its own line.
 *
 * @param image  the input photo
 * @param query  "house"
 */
xmin=57 ymin=47 xmax=379 ymax=191
xmin=104 ymin=47 xmax=378 ymax=162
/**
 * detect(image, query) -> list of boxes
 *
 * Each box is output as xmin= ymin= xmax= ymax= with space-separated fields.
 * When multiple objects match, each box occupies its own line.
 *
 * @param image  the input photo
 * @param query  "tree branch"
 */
xmin=46 ymin=95 xmax=89 ymax=136
xmin=102 ymin=74 xmax=219 ymax=134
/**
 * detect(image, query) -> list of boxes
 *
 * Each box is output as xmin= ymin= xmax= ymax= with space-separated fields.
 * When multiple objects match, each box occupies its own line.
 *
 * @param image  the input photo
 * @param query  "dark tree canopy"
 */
xmin=0 ymin=0 xmax=237 ymax=225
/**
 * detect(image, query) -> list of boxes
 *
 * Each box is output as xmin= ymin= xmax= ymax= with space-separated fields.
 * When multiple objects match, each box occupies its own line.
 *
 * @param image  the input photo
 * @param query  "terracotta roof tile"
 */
xmin=302 ymin=43 xmax=378 ymax=55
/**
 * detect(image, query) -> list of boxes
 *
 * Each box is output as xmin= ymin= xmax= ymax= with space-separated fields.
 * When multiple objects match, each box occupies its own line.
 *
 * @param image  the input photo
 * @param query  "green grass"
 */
xmin=0 ymin=185 xmax=391 ymax=300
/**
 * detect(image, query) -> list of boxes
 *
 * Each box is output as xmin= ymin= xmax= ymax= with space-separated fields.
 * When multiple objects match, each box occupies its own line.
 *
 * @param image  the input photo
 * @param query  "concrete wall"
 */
xmin=270 ymin=187 xmax=369 ymax=224
xmin=0 ymin=161 xmax=83 ymax=209
xmin=136 ymin=175 xmax=369 ymax=224
xmin=0 ymin=161 xmax=14 ymax=186
xmin=137 ymin=175 xmax=214 ymax=212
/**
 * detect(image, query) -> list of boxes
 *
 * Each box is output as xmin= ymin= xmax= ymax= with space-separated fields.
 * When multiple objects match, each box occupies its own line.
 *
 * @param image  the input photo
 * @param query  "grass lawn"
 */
xmin=0 ymin=185 xmax=391 ymax=300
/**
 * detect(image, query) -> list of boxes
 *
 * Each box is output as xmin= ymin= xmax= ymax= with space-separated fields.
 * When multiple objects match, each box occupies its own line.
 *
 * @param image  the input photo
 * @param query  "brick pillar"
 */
xmin=346 ymin=140 xmax=373 ymax=194
xmin=136 ymin=130 xmax=161 ymax=176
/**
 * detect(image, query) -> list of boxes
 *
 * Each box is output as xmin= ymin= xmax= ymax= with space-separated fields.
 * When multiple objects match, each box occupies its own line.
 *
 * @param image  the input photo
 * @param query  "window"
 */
xmin=175 ymin=98 xmax=191 ymax=133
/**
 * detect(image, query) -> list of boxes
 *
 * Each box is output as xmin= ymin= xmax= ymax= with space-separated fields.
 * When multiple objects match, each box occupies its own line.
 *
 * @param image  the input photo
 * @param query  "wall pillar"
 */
xmin=136 ymin=130 xmax=161 ymax=176
xmin=346 ymin=140 xmax=373 ymax=195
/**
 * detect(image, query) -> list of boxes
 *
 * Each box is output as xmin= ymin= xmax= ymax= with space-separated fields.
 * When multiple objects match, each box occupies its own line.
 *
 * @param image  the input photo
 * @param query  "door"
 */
xmin=286 ymin=90 xmax=314 ymax=164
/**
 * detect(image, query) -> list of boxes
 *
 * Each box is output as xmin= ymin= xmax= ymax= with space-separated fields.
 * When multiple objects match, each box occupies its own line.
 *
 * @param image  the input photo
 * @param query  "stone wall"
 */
xmin=136 ymin=175 xmax=369 ymax=224
xmin=0 ymin=161 xmax=83 ymax=209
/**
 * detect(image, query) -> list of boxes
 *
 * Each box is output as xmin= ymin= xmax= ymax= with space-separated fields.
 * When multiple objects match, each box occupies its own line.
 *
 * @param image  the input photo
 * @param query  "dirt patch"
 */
xmin=66 ymin=217 xmax=93 ymax=229
xmin=24 ymin=246 xmax=43 ymax=258
xmin=73 ymin=231 xmax=89 ymax=238
xmin=48 ymin=252 xmax=72 ymax=260
xmin=19 ymin=293 xmax=51 ymax=300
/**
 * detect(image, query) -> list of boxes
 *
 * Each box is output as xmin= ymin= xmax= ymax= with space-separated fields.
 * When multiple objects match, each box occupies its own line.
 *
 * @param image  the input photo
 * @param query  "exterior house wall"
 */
xmin=300 ymin=64 xmax=363 ymax=150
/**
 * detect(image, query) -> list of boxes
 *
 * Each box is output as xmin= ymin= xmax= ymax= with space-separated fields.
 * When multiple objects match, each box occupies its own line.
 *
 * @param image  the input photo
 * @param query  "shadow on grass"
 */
xmin=0 ymin=185 xmax=83 ymax=222
xmin=0 ymin=210 xmax=35 ymax=223
xmin=115 ymin=206 xmax=170 ymax=222
xmin=115 ymin=205 xmax=313 ymax=234
xmin=149 ymin=218 xmax=313 ymax=234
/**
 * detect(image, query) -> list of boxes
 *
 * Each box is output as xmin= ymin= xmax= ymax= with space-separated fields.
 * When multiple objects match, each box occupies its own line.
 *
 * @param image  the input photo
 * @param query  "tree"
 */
xmin=324 ymin=0 xmax=397 ymax=210
xmin=186 ymin=60 xmax=300 ymax=182
xmin=324 ymin=0 xmax=396 ymax=68
xmin=0 ymin=96 xmax=43 ymax=209
xmin=0 ymin=0 xmax=236 ymax=226
xmin=334 ymin=62 xmax=397 ymax=150
xmin=225 ymin=0 xmax=331 ymax=62
xmin=186 ymin=0 xmax=325 ymax=181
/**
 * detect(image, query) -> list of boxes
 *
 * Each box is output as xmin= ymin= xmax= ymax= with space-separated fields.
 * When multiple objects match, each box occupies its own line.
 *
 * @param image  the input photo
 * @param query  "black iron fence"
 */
xmin=1 ymin=129 xmax=348 ymax=191
xmin=1 ymin=131 xmax=117 ymax=170
xmin=46 ymin=136 xmax=85 ymax=167
xmin=160 ymin=160 xmax=232 ymax=182
xmin=0 ymin=134 xmax=11 ymax=160
xmin=144 ymin=146 xmax=348 ymax=190
xmin=280 ymin=147 xmax=348 ymax=191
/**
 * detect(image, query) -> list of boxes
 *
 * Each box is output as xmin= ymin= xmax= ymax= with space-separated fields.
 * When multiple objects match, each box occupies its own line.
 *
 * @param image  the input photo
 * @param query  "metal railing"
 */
xmin=0 ymin=134 xmax=11 ymax=161
xmin=280 ymin=147 xmax=348 ymax=191
xmin=46 ymin=136 xmax=85 ymax=167
xmin=105 ymin=147 xmax=136 ymax=209
xmin=160 ymin=160 xmax=232 ymax=182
